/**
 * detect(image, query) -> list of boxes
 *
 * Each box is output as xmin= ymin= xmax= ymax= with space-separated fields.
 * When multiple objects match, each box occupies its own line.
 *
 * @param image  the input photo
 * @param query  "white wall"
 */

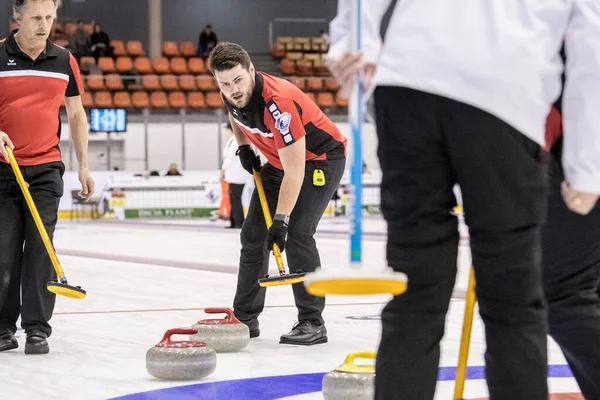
xmin=58 ymin=121 xmax=381 ymax=173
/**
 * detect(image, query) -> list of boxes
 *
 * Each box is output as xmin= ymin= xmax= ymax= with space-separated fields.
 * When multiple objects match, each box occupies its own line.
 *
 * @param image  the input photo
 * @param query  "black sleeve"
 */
xmin=66 ymin=52 xmax=84 ymax=97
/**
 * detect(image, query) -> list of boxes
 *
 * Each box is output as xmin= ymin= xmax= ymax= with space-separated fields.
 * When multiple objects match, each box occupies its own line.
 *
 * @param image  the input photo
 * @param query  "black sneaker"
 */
xmin=0 ymin=330 xmax=18 ymax=352
xmin=280 ymin=320 xmax=327 ymax=345
xmin=24 ymin=330 xmax=49 ymax=355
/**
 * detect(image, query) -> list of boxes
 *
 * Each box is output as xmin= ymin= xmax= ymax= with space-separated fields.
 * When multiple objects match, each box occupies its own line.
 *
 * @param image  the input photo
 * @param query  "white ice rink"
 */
xmin=0 ymin=216 xmax=583 ymax=399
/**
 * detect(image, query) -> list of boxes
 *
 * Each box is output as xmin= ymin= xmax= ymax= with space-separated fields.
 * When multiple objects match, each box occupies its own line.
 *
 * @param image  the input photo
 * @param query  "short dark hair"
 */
xmin=13 ymin=0 xmax=59 ymax=15
xmin=207 ymin=42 xmax=252 ymax=74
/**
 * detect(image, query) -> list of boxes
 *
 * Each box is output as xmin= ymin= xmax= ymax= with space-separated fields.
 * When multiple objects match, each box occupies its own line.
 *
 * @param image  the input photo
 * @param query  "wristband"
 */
xmin=274 ymin=214 xmax=290 ymax=225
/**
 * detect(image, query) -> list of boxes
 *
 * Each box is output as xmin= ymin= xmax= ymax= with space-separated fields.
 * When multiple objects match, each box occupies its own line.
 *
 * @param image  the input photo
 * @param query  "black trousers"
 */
xmin=233 ymin=158 xmax=346 ymax=324
xmin=373 ymin=87 xmax=549 ymax=400
xmin=228 ymin=183 xmax=245 ymax=228
xmin=0 ymin=161 xmax=64 ymax=337
xmin=542 ymin=146 xmax=600 ymax=400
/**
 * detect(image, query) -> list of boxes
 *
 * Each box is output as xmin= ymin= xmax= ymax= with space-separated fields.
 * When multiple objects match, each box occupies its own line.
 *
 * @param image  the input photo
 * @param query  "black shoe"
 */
xmin=0 ymin=330 xmax=18 ymax=352
xmin=280 ymin=320 xmax=327 ymax=345
xmin=238 ymin=318 xmax=260 ymax=338
xmin=24 ymin=330 xmax=49 ymax=355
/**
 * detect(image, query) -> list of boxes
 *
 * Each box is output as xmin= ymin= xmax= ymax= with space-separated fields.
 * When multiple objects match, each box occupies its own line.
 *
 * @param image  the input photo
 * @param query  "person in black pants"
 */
xmin=326 ymin=1 xmax=600 ymax=398
xmin=0 ymin=0 xmax=94 ymax=355
xmin=236 ymin=158 xmax=345 ymax=342
xmin=0 ymin=162 xmax=65 ymax=346
xmin=541 ymin=53 xmax=600 ymax=397
xmin=372 ymin=87 xmax=550 ymax=399
xmin=207 ymin=42 xmax=348 ymax=345
xmin=543 ymin=134 xmax=600 ymax=400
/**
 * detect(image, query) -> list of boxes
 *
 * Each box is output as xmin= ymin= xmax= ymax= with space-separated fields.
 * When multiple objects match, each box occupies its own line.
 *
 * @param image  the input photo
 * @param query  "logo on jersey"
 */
xmin=275 ymin=112 xmax=292 ymax=135
xmin=268 ymin=102 xmax=294 ymax=144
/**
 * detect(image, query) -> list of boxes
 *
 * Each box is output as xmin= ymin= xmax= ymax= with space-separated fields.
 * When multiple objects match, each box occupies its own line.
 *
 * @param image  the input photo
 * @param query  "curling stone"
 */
xmin=146 ymin=327 xmax=217 ymax=380
xmin=322 ymin=351 xmax=375 ymax=400
xmin=190 ymin=308 xmax=249 ymax=352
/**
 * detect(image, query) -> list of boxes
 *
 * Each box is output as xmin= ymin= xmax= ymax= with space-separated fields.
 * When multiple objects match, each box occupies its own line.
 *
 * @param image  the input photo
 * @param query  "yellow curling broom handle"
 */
xmin=252 ymin=170 xmax=286 ymax=273
xmin=454 ymin=267 xmax=476 ymax=400
xmin=5 ymin=146 xmax=66 ymax=281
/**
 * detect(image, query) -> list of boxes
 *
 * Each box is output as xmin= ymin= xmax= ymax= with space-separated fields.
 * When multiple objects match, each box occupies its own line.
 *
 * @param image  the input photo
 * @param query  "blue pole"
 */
xmin=349 ymin=0 xmax=362 ymax=265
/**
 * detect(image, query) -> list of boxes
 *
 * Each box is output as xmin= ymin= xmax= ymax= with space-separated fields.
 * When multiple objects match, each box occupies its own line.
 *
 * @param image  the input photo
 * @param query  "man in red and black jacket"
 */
xmin=208 ymin=42 xmax=347 ymax=345
xmin=0 ymin=0 xmax=94 ymax=355
xmin=542 ymin=44 xmax=600 ymax=399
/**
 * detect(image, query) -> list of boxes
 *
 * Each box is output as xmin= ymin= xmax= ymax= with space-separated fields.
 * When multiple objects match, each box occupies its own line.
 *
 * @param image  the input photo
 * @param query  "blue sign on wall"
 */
xmin=90 ymin=108 xmax=128 ymax=132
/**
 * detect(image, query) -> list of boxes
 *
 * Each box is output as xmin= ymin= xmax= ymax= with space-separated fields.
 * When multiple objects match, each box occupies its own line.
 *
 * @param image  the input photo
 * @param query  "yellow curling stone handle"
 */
xmin=334 ymin=351 xmax=376 ymax=373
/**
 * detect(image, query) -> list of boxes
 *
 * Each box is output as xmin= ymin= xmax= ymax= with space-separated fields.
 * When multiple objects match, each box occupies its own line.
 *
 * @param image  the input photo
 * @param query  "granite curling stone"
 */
xmin=189 ymin=307 xmax=250 ymax=353
xmin=146 ymin=327 xmax=217 ymax=380
xmin=322 ymin=351 xmax=375 ymax=400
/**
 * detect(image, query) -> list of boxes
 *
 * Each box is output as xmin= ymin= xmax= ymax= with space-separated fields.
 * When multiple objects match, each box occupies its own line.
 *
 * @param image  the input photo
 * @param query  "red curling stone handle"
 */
xmin=204 ymin=307 xmax=239 ymax=322
xmin=160 ymin=327 xmax=198 ymax=344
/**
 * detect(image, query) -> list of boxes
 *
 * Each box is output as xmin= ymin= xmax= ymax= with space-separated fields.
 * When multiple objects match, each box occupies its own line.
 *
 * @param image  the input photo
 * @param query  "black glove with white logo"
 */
xmin=267 ymin=215 xmax=289 ymax=253
xmin=236 ymin=145 xmax=262 ymax=175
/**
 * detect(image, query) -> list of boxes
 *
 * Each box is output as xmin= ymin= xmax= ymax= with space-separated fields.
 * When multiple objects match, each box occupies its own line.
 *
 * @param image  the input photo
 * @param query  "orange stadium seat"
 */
xmin=197 ymin=75 xmax=217 ymax=91
xmin=162 ymin=41 xmax=179 ymax=57
xmin=325 ymin=77 xmax=340 ymax=91
xmin=271 ymin=42 xmax=286 ymax=58
xmin=143 ymin=75 xmax=160 ymax=91
xmin=86 ymin=74 xmax=105 ymax=90
xmin=79 ymin=56 xmax=96 ymax=66
xmin=206 ymin=92 xmax=224 ymax=108
xmin=113 ymin=92 xmax=132 ymax=108
xmin=168 ymin=92 xmax=187 ymax=108
xmin=289 ymin=77 xmax=305 ymax=90
xmin=307 ymin=77 xmax=323 ymax=91
xmin=180 ymin=41 xmax=196 ymax=57
xmin=188 ymin=58 xmax=205 ymax=74
xmin=317 ymin=92 xmax=334 ymax=108
xmin=98 ymin=57 xmax=116 ymax=73
xmin=105 ymin=74 xmax=124 ymax=91
xmin=132 ymin=92 xmax=150 ymax=108
xmin=160 ymin=74 xmax=179 ymax=91
xmin=116 ymin=57 xmax=133 ymax=73
xmin=188 ymin=92 xmax=206 ymax=108
xmin=111 ymin=40 xmax=126 ymax=57
xmin=150 ymin=91 xmax=169 ymax=108
xmin=170 ymin=57 xmax=188 ymax=74
xmin=134 ymin=57 xmax=153 ymax=74
xmin=295 ymin=58 xmax=313 ymax=76
xmin=94 ymin=91 xmax=113 ymax=108
xmin=280 ymin=58 xmax=295 ymax=75
xmin=179 ymin=74 xmax=197 ymax=91
xmin=127 ymin=41 xmax=144 ymax=57
xmin=152 ymin=57 xmax=170 ymax=74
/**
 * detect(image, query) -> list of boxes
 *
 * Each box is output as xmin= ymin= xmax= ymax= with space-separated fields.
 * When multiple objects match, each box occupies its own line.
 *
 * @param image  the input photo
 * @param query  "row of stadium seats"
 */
xmin=271 ymin=36 xmax=329 ymax=57
xmin=81 ymin=56 xmax=209 ymax=75
xmin=78 ymin=90 xmax=347 ymax=110
xmin=84 ymin=52 xmax=331 ymax=77
xmin=83 ymin=74 xmax=340 ymax=92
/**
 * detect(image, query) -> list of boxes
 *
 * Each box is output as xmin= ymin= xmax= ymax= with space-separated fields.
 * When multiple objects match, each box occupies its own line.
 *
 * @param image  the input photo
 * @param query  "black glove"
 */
xmin=267 ymin=217 xmax=289 ymax=253
xmin=236 ymin=145 xmax=262 ymax=175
